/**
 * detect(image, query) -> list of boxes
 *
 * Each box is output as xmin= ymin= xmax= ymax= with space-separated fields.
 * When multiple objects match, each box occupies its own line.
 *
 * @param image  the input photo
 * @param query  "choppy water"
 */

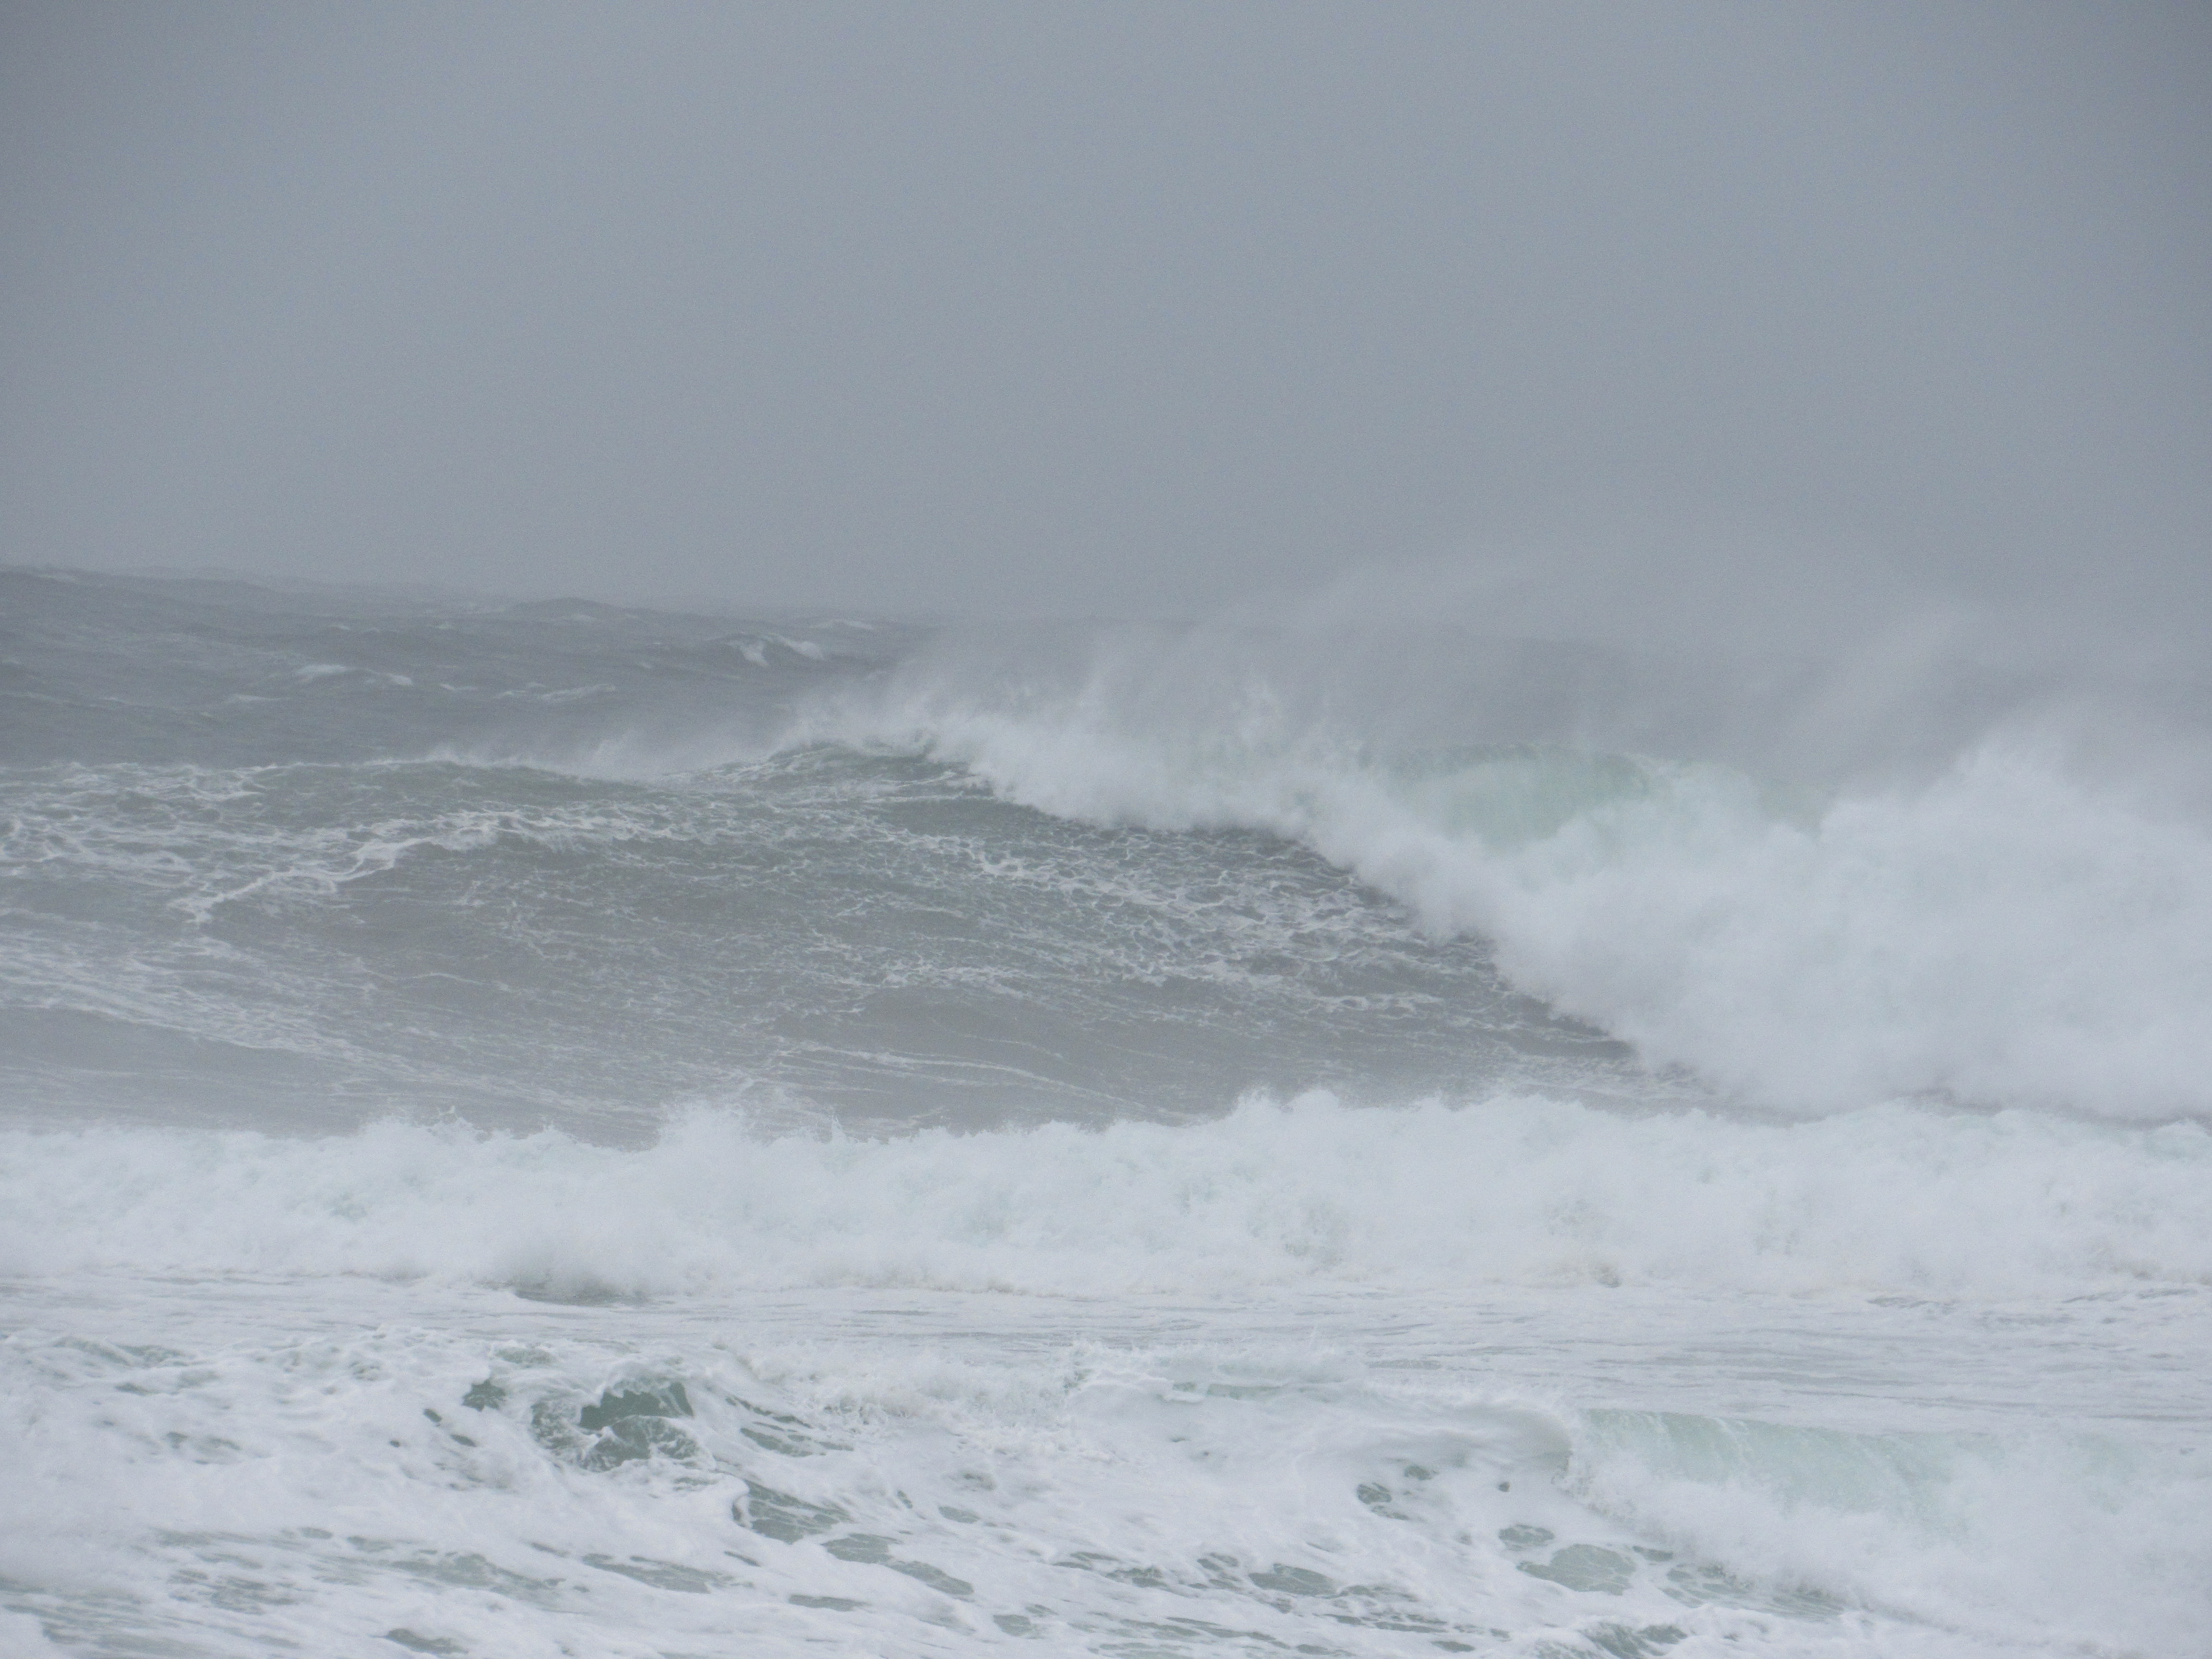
xmin=2 ymin=567 xmax=2207 ymax=1658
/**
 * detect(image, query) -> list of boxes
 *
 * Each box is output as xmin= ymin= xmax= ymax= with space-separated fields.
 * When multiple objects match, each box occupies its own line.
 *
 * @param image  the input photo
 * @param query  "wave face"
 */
xmin=3 ymin=569 xmax=2209 ymax=1658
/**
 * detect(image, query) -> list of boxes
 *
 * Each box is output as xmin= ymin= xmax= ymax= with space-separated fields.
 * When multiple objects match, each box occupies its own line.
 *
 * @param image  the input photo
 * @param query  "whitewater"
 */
xmin=2 ymin=566 xmax=2207 ymax=1659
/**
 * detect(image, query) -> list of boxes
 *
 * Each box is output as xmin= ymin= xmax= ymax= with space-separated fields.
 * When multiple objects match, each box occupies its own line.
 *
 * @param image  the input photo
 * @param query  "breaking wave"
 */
xmin=810 ymin=630 xmax=2212 ymax=1121
xmin=5 ymin=1093 xmax=2204 ymax=1299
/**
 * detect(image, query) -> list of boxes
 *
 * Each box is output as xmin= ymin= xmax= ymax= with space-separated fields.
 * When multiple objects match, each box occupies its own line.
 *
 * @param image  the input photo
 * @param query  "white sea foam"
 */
xmin=1568 ymin=1408 xmax=2212 ymax=1654
xmin=2 ymin=1272 xmax=2202 ymax=1659
xmin=2 ymin=1094 xmax=2204 ymax=1298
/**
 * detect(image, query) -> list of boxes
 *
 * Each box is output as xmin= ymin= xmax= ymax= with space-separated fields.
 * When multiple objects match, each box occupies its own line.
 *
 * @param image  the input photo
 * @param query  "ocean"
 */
xmin=1 ymin=566 xmax=2206 ymax=1659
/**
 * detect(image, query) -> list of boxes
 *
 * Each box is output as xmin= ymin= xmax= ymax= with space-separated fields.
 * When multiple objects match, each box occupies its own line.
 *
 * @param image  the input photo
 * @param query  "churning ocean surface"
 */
xmin=1 ymin=567 xmax=2208 ymax=1659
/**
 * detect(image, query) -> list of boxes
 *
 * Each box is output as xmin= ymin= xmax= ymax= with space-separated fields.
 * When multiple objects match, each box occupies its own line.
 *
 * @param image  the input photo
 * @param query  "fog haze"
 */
xmin=4 ymin=1 xmax=2207 ymax=649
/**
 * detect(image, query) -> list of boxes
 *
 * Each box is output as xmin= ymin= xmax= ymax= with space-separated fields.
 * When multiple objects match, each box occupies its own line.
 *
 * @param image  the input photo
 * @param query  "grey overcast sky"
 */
xmin=2 ymin=1 xmax=2207 ymax=644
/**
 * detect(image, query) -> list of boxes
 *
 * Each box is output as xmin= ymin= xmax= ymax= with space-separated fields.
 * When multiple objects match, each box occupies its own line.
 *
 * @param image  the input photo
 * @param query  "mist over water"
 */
xmin=2 ymin=567 xmax=2208 ymax=1658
